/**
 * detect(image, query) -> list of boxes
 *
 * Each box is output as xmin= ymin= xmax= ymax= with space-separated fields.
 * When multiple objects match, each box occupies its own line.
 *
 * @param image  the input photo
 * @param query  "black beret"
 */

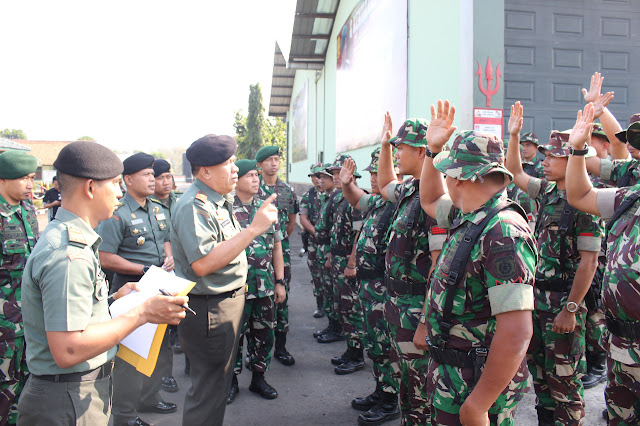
xmin=0 ymin=151 xmax=38 ymax=179
xmin=123 ymin=152 xmax=154 ymax=175
xmin=53 ymin=141 xmax=123 ymax=180
xmin=186 ymin=134 xmax=237 ymax=166
xmin=255 ymin=146 xmax=280 ymax=162
xmin=153 ymin=159 xmax=171 ymax=177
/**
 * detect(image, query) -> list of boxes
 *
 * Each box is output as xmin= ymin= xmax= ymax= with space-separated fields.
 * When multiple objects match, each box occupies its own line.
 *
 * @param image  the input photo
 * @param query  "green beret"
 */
xmin=255 ymin=146 xmax=280 ymax=162
xmin=0 ymin=151 xmax=38 ymax=179
xmin=236 ymin=159 xmax=258 ymax=178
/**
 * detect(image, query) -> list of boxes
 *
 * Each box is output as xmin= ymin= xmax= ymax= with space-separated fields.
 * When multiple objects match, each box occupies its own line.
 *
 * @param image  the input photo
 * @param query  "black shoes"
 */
xmin=335 ymin=347 xmax=365 ymax=375
xmin=313 ymin=323 xmax=331 ymax=338
xmin=249 ymin=372 xmax=278 ymax=400
xmin=227 ymin=375 xmax=239 ymax=405
xmin=582 ymin=352 xmax=607 ymax=389
xmin=313 ymin=296 xmax=324 ymax=318
xmin=357 ymin=391 xmax=400 ymax=425
xmin=331 ymin=348 xmax=350 ymax=366
xmin=352 ymin=383 xmax=382 ymax=411
xmin=161 ymin=376 xmax=178 ymax=392
xmin=274 ymin=332 xmax=295 ymax=366
xmin=138 ymin=401 xmax=177 ymax=414
xmin=126 ymin=417 xmax=150 ymax=426
xmin=317 ymin=319 xmax=345 ymax=343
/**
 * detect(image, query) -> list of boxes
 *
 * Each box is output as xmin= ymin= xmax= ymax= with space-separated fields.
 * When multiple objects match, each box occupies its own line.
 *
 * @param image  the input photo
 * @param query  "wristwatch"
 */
xmin=565 ymin=301 xmax=579 ymax=313
xmin=425 ymin=147 xmax=439 ymax=159
xmin=142 ymin=265 xmax=150 ymax=274
xmin=569 ymin=144 xmax=589 ymax=156
xmin=418 ymin=313 xmax=426 ymax=324
xmin=275 ymin=279 xmax=284 ymax=285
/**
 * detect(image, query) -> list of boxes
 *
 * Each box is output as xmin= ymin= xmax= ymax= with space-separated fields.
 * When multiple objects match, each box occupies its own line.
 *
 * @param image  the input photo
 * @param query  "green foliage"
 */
xmin=1 ymin=129 xmax=27 ymax=140
xmin=76 ymin=136 xmax=95 ymax=141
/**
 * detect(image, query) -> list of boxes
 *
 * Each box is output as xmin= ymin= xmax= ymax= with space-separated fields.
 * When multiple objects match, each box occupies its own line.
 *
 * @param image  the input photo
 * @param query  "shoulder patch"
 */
xmin=195 ymin=192 xmax=208 ymax=203
xmin=494 ymin=256 xmax=517 ymax=281
xmin=112 ymin=215 xmax=119 ymax=221
xmin=67 ymin=225 xmax=87 ymax=246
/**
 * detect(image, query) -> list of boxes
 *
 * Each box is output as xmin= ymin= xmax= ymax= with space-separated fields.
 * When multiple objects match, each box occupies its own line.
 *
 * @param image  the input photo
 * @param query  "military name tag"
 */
xmin=131 ymin=218 xmax=143 ymax=225
xmin=156 ymin=213 xmax=166 ymax=221
xmin=220 ymin=219 xmax=231 ymax=228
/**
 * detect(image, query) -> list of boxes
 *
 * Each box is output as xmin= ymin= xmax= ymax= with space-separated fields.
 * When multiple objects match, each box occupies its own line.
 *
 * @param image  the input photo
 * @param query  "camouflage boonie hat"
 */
xmin=327 ymin=154 xmax=355 ymax=171
xmin=389 ymin=118 xmax=429 ymax=147
xmin=364 ymin=146 xmax=399 ymax=173
xmin=623 ymin=122 xmax=640 ymax=150
xmin=432 ymin=130 xmax=513 ymax=182
xmin=591 ymin=123 xmax=608 ymax=141
xmin=615 ymin=114 xmax=640 ymax=143
xmin=308 ymin=162 xmax=325 ymax=176
xmin=538 ymin=131 xmax=596 ymax=158
xmin=520 ymin=132 xmax=539 ymax=146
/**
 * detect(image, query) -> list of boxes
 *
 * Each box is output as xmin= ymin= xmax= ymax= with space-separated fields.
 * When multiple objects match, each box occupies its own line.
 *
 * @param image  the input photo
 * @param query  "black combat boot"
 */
xmin=317 ymin=319 xmax=345 ymax=343
xmin=351 ymin=381 xmax=382 ymax=411
xmin=335 ymin=347 xmax=365 ymax=375
xmin=536 ymin=406 xmax=554 ymax=426
xmin=313 ymin=319 xmax=332 ymax=338
xmin=274 ymin=331 xmax=295 ymax=366
xmin=357 ymin=390 xmax=400 ymax=425
xmin=226 ymin=374 xmax=239 ymax=405
xmin=331 ymin=347 xmax=351 ymax=366
xmin=582 ymin=351 xmax=607 ymax=389
xmin=313 ymin=296 xmax=324 ymax=318
xmin=249 ymin=371 xmax=278 ymax=399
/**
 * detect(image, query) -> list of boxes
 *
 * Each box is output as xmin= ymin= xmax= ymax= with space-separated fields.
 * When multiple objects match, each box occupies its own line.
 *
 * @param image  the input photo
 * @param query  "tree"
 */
xmin=1 ymin=129 xmax=26 ymax=140
xmin=236 ymin=84 xmax=264 ymax=159
xmin=77 ymin=136 xmax=95 ymax=141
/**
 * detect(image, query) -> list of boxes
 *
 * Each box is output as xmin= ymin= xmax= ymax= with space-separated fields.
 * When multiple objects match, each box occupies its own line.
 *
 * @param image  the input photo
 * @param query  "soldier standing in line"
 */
xmin=256 ymin=146 xmax=298 ymax=367
xmin=420 ymin=99 xmax=537 ymax=425
xmin=321 ymin=155 xmax=364 ymax=375
xmin=566 ymin=103 xmax=640 ymax=425
xmin=340 ymin=148 xmax=400 ymax=425
xmin=506 ymin=132 xmax=542 ymax=229
xmin=228 ymin=160 xmax=286 ymax=403
xmin=97 ymin=153 xmax=177 ymax=426
xmin=299 ymin=163 xmax=328 ymax=318
xmin=0 ymin=150 xmax=38 ymax=425
xmin=506 ymin=102 xmax=603 ymax=425
xmin=377 ymin=114 xmax=444 ymax=425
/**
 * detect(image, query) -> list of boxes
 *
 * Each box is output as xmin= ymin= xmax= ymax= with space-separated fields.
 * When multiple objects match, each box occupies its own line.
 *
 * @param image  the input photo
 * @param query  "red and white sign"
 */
xmin=473 ymin=108 xmax=503 ymax=139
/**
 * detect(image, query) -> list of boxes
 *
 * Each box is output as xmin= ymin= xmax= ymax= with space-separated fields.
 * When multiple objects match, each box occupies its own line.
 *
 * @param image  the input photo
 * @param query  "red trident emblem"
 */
xmin=476 ymin=58 xmax=502 ymax=108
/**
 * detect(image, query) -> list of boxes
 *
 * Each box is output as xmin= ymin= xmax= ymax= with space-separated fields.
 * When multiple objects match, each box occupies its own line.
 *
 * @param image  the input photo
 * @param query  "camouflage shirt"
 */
xmin=526 ymin=178 xmax=604 ymax=312
xmin=299 ymin=187 xmax=323 ymax=226
xmin=329 ymin=191 xmax=363 ymax=255
xmin=355 ymin=194 xmax=394 ymax=273
xmin=385 ymin=178 xmax=445 ymax=284
xmin=506 ymin=158 xmax=544 ymax=225
xmin=0 ymin=194 xmax=39 ymax=338
xmin=233 ymin=195 xmax=281 ymax=299
xmin=596 ymin=184 xmax=640 ymax=366
xmin=428 ymin=189 xmax=537 ymax=415
xmin=315 ymin=188 xmax=339 ymax=247
xmin=600 ymin=158 xmax=640 ymax=188
xmin=258 ymin=177 xmax=299 ymax=240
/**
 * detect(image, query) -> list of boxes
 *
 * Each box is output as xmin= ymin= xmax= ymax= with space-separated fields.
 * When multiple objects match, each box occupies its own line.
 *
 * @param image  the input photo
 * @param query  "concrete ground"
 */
xmin=35 ymin=207 xmax=606 ymax=426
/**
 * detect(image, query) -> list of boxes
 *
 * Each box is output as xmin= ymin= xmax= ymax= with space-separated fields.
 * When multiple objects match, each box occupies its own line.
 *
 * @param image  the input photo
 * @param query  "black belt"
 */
xmin=385 ymin=274 xmax=426 ymax=296
xmin=535 ymin=278 xmax=572 ymax=293
xmin=427 ymin=341 xmax=488 ymax=384
xmin=317 ymin=236 xmax=330 ymax=245
xmin=190 ymin=287 xmax=245 ymax=300
xmin=330 ymin=248 xmax=351 ymax=257
xmin=34 ymin=361 xmax=114 ymax=383
xmin=357 ymin=269 xmax=384 ymax=281
xmin=606 ymin=314 xmax=640 ymax=339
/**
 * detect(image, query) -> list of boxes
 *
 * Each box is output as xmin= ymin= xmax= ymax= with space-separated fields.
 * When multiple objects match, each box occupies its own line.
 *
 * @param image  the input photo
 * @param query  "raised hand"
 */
xmin=582 ymin=72 xmax=604 ymax=103
xmin=593 ymin=91 xmax=614 ymax=119
xmin=508 ymin=102 xmax=524 ymax=136
xmin=339 ymin=157 xmax=356 ymax=186
xmin=426 ymin=99 xmax=457 ymax=151
xmin=381 ymin=111 xmax=393 ymax=145
xmin=251 ymin=193 xmax=278 ymax=234
xmin=569 ymin=103 xmax=595 ymax=149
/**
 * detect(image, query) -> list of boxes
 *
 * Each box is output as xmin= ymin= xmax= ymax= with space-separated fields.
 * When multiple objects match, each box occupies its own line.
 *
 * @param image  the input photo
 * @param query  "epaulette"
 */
xmin=115 ymin=202 xmax=124 ymax=209
xmin=195 ymin=192 xmax=207 ymax=203
xmin=67 ymin=225 xmax=87 ymax=247
xmin=149 ymin=197 xmax=161 ymax=204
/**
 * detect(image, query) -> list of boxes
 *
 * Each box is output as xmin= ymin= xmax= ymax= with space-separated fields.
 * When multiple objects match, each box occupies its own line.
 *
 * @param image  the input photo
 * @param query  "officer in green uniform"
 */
xmin=0 ymin=150 xmax=38 ymax=425
xmin=19 ymin=141 xmax=187 ymax=426
xmin=256 ymin=146 xmax=299 ymax=366
xmin=97 ymin=152 xmax=177 ymax=426
xmin=170 ymin=135 xmax=277 ymax=426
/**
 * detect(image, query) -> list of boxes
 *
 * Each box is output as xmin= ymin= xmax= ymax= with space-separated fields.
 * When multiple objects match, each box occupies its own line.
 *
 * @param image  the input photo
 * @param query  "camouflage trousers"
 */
xmin=331 ymin=255 xmax=363 ymax=350
xmin=0 ymin=336 xmax=27 ymax=425
xmin=234 ymin=296 xmax=275 ymax=375
xmin=527 ymin=308 xmax=587 ymax=425
xmin=384 ymin=292 xmax=430 ymax=425
xmin=360 ymin=276 xmax=396 ymax=395
xmin=307 ymin=240 xmax=323 ymax=298
xmin=275 ymin=239 xmax=291 ymax=334
xmin=430 ymin=406 xmax=516 ymax=426
xmin=318 ymin=245 xmax=338 ymax=322
xmin=605 ymin=357 xmax=640 ymax=425
xmin=585 ymin=307 xmax=607 ymax=354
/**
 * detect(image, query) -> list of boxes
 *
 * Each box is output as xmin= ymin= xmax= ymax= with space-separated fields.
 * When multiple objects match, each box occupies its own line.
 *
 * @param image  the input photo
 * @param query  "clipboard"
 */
xmin=110 ymin=266 xmax=195 ymax=377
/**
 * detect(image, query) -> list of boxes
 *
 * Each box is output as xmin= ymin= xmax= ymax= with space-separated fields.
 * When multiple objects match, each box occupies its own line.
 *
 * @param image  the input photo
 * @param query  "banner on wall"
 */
xmin=335 ymin=0 xmax=407 ymax=153
xmin=291 ymin=82 xmax=308 ymax=162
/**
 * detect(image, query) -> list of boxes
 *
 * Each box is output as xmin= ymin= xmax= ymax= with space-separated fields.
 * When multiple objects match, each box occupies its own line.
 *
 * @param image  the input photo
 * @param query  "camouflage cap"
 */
xmin=538 ymin=131 xmax=596 ymax=158
xmin=624 ymin=121 xmax=640 ymax=150
xmin=591 ymin=123 xmax=608 ymax=141
xmin=308 ymin=162 xmax=325 ymax=176
xmin=389 ymin=118 xmax=429 ymax=147
xmin=520 ymin=132 xmax=539 ymax=146
xmin=327 ymin=154 xmax=356 ymax=171
xmin=616 ymin=114 xmax=640 ymax=142
xmin=363 ymin=146 xmax=399 ymax=173
xmin=432 ymin=130 xmax=513 ymax=182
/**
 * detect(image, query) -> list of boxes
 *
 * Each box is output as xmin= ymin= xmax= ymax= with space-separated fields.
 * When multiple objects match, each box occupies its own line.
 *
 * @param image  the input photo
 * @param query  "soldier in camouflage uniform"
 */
xmin=507 ymin=102 xmax=603 ymax=425
xmin=340 ymin=147 xmax=400 ymax=425
xmin=228 ymin=159 xmax=286 ymax=403
xmin=256 ymin=146 xmax=299 ymax=366
xmin=377 ymin=114 xmax=444 ymax=425
xmin=566 ymin=104 xmax=640 ymax=425
xmin=420 ymin=100 xmax=537 ymax=426
xmin=299 ymin=163 xmax=331 ymax=318
xmin=0 ymin=151 xmax=38 ymax=425
xmin=506 ymin=132 xmax=543 ymax=229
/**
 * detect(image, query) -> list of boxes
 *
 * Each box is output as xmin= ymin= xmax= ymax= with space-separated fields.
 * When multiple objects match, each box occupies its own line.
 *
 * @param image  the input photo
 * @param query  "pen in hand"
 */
xmin=158 ymin=288 xmax=196 ymax=316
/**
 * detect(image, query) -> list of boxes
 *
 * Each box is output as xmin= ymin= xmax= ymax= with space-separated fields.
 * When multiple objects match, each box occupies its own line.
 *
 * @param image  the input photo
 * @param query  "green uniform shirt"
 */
xmin=356 ymin=193 xmax=393 ymax=272
xmin=170 ymin=179 xmax=247 ymax=295
xmin=600 ymin=157 xmax=640 ymax=188
xmin=22 ymin=208 xmax=115 ymax=375
xmin=97 ymin=193 xmax=169 ymax=267
xmin=258 ymin=177 xmax=299 ymax=240
xmin=151 ymin=191 xmax=182 ymax=219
